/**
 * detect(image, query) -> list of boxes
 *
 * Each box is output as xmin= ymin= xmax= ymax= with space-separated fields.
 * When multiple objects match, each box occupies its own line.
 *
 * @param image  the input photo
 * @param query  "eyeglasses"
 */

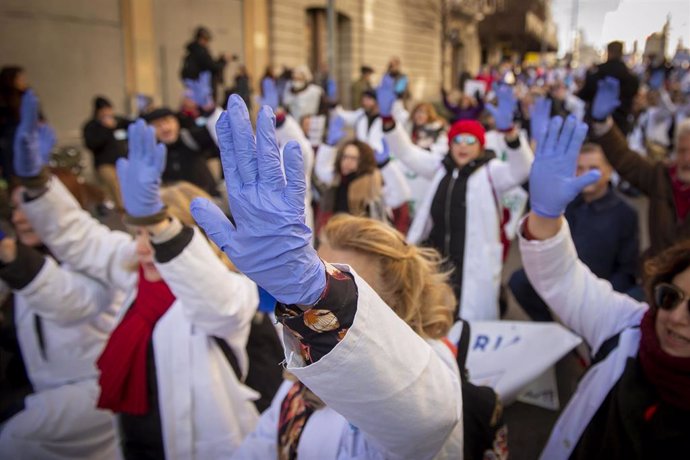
xmin=452 ymin=134 xmax=479 ymax=146
xmin=653 ymin=283 xmax=690 ymax=314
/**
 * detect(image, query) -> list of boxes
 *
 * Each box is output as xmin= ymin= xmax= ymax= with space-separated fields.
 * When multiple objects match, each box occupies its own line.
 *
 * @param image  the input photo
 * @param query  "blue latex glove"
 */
xmin=326 ymin=116 xmax=346 ymax=146
xmin=116 ymin=119 xmax=167 ymax=218
xmin=591 ymin=77 xmax=621 ymax=120
xmin=394 ymin=75 xmax=408 ymax=95
xmin=260 ymin=77 xmax=279 ymax=111
xmin=257 ymin=286 xmax=277 ymax=314
xmin=374 ymin=139 xmax=390 ymax=165
xmin=376 ymin=74 xmax=397 ymax=117
xmin=184 ymin=71 xmax=213 ymax=108
xmin=649 ymin=70 xmax=665 ymax=91
xmin=529 ymin=115 xmax=601 ymax=219
xmin=38 ymin=123 xmax=56 ymax=160
xmin=191 ymin=95 xmax=325 ymax=306
xmin=13 ymin=90 xmax=48 ymax=178
xmin=485 ymin=84 xmax=517 ymax=131
xmin=529 ymin=97 xmax=552 ymax=147
xmin=0 ymin=229 xmax=5 ymax=241
xmin=327 ymin=78 xmax=337 ymax=100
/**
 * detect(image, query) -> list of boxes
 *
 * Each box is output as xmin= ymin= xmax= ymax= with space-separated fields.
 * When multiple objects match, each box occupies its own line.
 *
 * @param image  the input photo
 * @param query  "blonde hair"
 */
xmin=321 ymin=214 xmax=455 ymax=339
xmin=160 ymin=181 xmax=237 ymax=271
xmin=411 ymin=102 xmax=444 ymax=125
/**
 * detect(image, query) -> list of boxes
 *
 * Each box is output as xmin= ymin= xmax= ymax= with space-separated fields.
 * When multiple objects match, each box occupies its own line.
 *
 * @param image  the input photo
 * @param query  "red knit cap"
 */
xmin=447 ymin=120 xmax=485 ymax=147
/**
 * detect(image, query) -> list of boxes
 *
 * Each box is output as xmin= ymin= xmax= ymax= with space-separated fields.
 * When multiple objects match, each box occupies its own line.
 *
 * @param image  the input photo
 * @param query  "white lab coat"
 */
xmin=519 ymin=220 xmax=648 ymax=460
xmin=21 ymin=178 xmax=260 ymax=459
xmin=386 ymin=124 xmax=533 ymax=320
xmin=283 ymin=83 xmax=324 ymax=121
xmin=233 ymin=265 xmax=464 ymax=460
xmin=0 ymin=258 xmax=121 ymax=460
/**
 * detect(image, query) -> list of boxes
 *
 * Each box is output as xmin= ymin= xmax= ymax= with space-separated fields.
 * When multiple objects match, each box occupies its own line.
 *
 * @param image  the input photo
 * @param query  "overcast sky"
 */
xmin=551 ymin=0 xmax=690 ymax=56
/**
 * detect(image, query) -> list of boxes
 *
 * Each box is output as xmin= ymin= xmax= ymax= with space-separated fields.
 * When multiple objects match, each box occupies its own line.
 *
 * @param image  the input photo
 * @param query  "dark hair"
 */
xmin=195 ymin=26 xmax=211 ymax=41
xmin=643 ymin=239 xmax=690 ymax=308
xmin=0 ymin=66 xmax=25 ymax=122
xmin=607 ymin=41 xmax=624 ymax=59
xmin=93 ymin=96 xmax=112 ymax=117
xmin=335 ymin=140 xmax=377 ymax=176
xmin=360 ymin=66 xmax=374 ymax=75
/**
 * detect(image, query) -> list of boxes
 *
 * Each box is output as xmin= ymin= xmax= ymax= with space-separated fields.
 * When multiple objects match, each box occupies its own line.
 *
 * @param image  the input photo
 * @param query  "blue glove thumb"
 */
xmin=485 ymin=103 xmax=499 ymax=119
xmin=573 ymin=169 xmax=602 ymax=193
xmin=190 ymin=197 xmax=236 ymax=254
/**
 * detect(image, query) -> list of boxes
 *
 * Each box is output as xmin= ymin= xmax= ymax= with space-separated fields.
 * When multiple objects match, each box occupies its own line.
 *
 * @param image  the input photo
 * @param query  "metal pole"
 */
xmin=327 ymin=0 xmax=337 ymax=85
xmin=570 ymin=0 xmax=579 ymax=54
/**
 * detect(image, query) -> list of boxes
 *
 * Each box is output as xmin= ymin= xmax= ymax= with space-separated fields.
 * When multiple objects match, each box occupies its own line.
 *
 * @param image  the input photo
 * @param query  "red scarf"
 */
xmin=638 ymin=309 xmax=690 ymax=411
xmin=97 ymin=267 xmax=175 ymax=415
xmin=669 ymin=165 xmax=690 ymax=222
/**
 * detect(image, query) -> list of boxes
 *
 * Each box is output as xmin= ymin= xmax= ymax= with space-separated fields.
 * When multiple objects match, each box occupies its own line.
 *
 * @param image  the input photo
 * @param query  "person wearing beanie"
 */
xmin=143 ymin=107 xmax=219 ymax=196
xmin=521 ymin=114 xmax=690 ymax=459
xmin=383 ymin=80 xmax=533 ymax=321
xmin=180 ymin=26 xmax=227 ymax=102
xmin=82 ymin=95 xmax=131 ymax=209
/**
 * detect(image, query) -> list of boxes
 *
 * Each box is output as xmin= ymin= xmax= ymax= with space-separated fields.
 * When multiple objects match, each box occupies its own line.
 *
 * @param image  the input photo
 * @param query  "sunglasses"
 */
xmin=452 ymin=134 xmax=479 ymax=146
xmin=654 ymin=283 xmax=690 ymax=314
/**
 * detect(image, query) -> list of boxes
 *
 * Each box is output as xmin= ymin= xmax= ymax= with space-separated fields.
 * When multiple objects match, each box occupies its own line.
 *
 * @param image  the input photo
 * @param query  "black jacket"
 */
xmin=578 ymin=59 xmax=640 ymax=135
xmin=162 ymin=128 xmax=218 ymax=196
xmin=180 ymin=42 xmax=226 ymax=80
xmin=83 ymin=117 xmax=131 ymax=167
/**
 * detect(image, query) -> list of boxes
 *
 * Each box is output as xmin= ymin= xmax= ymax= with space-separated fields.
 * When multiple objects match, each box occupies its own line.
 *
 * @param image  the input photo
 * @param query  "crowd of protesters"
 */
xmin=0 ymin=26 xmax=689 ymax=459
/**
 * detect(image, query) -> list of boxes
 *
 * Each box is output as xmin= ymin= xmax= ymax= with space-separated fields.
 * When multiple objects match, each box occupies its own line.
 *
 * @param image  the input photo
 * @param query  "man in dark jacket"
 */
xmin=82 ymin=96 xmax=131 ymax=209
xmin=509 ymin=143 xmax=639 ymax=321
xmin=143 ymin=108 xmax=218 ymax=196
xmin=578 ymin=41 xmax=640 ymax=135
xmin=180 ymin=27 xmax=227 ymax=101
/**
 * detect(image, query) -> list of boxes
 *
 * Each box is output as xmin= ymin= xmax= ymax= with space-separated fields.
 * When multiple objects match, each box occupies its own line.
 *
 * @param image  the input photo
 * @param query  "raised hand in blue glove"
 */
xmin=394 ymin=75 xmax=408 ymax=96
xmin=326 ymin=116 xmax=346 ymax=146
xmin=38 ymin=123 xmax=56 ymax=160
xmin=529 ymin=96 xmax=552 ymax=147
xmin=591 ymin=76 xmax=621 ymax=121
xmin=191 ymin=94 xmax=325 ymax=306
xmin=327 ymin=78 xmax=338 ymax=101
xmin=648 ymin=70 xmax=665 ymax=91
xmin=376 ymin=74 xmax=397 ymax=117
xmin=13 ymin=90 xmax=48 ymax=178
xmin=260 ymin=77 xmax=280 ymax=111
xmin=374 ymin=139 xmax=390 ymax=166
xmin=184 ymin=71 xmax=214 ymax=109
xmin=116 ymin=119 xmax=167 ymax=219
xmin=485 ymin=84 xmax=517 ymax=131
xmin=529 ymin=115 xmax=601 ymax=219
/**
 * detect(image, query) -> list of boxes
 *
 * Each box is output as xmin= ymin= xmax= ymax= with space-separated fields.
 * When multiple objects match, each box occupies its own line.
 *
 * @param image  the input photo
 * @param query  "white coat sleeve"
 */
xmin=20 ymin=177 xmax=137 ymax=293
xmin=335 ymin=107 xmax=365 ymax=127
xmin=384 ymin=124 xmax=443 ymax=180
xmin=17 ymin=257 xmax=113 ymax=326
xmin=380 ymin=161 xmax=411 ymax=209
xmin=276 ymin=115 xmax=315 ymax=182
xmin=519 ymin=219 xmax=648 ymax=354
xmin=486 ymin=132 xmax=534 ymax=195
xmin=391 ymin=99 xmax=410 ymax=125
xmin=154 ymin=228 xmax=258 ymax=339
xmin=314 ymin=144 xmax=338 ymax=185
xmin=283 ymin=265 xmax=463 ymax=460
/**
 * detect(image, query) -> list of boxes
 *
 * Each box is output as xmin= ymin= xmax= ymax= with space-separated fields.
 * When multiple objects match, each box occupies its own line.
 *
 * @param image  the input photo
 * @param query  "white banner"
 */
xmin=448 ymin=321 xmax=582 ymax=404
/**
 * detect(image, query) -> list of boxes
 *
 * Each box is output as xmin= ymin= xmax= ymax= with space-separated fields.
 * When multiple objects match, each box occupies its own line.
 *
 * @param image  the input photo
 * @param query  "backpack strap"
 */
xmin=212 ymin=337 xmax=242 ymax=380
xmin=456 ymin=319 xmax=471 ymax=383
xmin=591 ymin=326 xmax=639 ymax=366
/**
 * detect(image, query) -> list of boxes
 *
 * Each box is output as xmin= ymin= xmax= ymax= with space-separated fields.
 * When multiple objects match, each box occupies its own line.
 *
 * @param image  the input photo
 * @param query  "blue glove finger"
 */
xmin=190 ymin=197 xmax=236 ymax=253
xmin=200 ymin=71 xmax=212 ymax=88
xmin=485 ymin=103 xmax=499 ymax=119
xmin=255 ymin=106 xmax=285 ymax=187
xmin=557 ymin=115 xmax=578 ymax=157
xmin=283 ymin=140 xmax=306 ymax=212
xmin=327 ymin=79 xmax=337 ymax=100
xmin=540 ymin=116 xmax=564 ymax=158
xmin=19 ymin=90 xmax=39 ymax=132
xmin=565 ymin=121 xmax=589 ymax=166
xmin=143 ymin=125 xmax=158 ymax=168
xmin=227 ymin=95 xmax=259 ymax=185
xmin=571 ymin=170 xmax=602 ymax=192
xmin=38 ymin=124 xmax=56 ymax=162
xmin=215 ymin=110 xmax=240 ymax=197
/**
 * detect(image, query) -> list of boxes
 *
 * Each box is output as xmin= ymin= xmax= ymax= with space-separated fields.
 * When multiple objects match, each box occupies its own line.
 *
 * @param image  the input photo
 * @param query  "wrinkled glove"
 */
xmin=327 ymin=78 xmax=338 ymax=100
xmin=191 ymin=95 xmax=325 ymax=306
xmin=376 ymin=74 xmax=397 ymax=117
xmin=591 ymin=77 xmax=621 ymax=121
xmin=260 ymin=77 xmax=280 ymax=111
xmin=485 ymin=83 xmax=517 ymax=131
xmin=374 ymin=139 xmax=390 ymax=166
xmin=529 ymin=115 xmax=601 ymax=218
xmin=529 ymin=97 xmax=552 ymax=147
xmin=326 ymin=116 xmax=346 ymax=146
xmin=116 ymin=119 xmax=167 ymax=218
xmin=184 ymin=71 xmax=214 ymax=109
xmin=13 ymin=90 xmax=48 ymax=178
